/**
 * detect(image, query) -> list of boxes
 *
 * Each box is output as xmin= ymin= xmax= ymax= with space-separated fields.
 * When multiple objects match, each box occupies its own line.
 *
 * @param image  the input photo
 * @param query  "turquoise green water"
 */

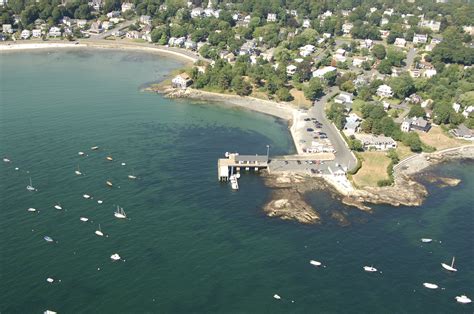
xmin=0 ymin=51 xmax=472 ymax=313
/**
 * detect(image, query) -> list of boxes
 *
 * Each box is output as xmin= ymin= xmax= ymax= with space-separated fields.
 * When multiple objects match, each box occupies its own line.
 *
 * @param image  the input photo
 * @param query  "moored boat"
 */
xmin=455 ymin=295 xmax=472 ymax=304
xmin=27 ymin=207 xmax=37 ymax=212
xmin=421 ymin=238 xmax=433 ymax=243
xmin=54 ymin=203 xmax=62 ymax=210
xmin=91 ymin=146 xmax=99 ymax=150
xmin=363 ymin=266 xmax=378 ymax=272
xmin=26 ymin=177 xmax=36 ymax=191
xmin=110 ymin=253 xmax=121 ymax=261
xmin=95 ymin=224 xmax=104 ymax=236
xmin=83 ymin=194 xmax=91 ymax=199
xmin=80 ymin=217 xmax=89 ymax=222
xmin=3 ymin=157 xmax=11 ymax=163
xmin=423 ymin=283 xmax=439 ymax=289
xmin=75 ymin=164 xmax=82 ymax=176
xmin=114 ymin=205 xmax=127 ymax=219
xmin=44 ymin=236 xmax=54 ymax=242
xmin=310 ymin=260 xmax=322 ymax=267
xmin=441 ymin=257 xmax=457 ymax=272
xmin=106 ymin=156 xmax=113 ymax=161
xmin=106 ymin=180 xmax=113 ymax=187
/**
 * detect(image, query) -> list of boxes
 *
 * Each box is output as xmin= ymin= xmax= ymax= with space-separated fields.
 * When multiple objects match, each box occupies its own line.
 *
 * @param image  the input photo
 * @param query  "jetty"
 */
xmin=218 ymin=153 xmax=269 ymax=181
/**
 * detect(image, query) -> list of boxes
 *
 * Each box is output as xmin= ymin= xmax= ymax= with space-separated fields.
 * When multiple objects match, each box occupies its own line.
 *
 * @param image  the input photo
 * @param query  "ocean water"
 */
xmin=0 ymin=50 xmax=472 ymax=313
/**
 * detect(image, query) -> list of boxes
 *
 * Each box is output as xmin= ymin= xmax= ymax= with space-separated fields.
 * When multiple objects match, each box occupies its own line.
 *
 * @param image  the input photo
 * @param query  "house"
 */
xmin=302 ymin=19 xmax=311 ymax=28
xmin=431 ymin=35 xmax=443 ymax=45
xmin=106 ymin=11 xmax=120 ymax=18
xmin=48 ymin=27 xmax=61 ymax=37
xmin=376 ymin=84 xmax=393 ymax=98
xmin=394 ymin=38 xmax=406 ymax=47
xmin=424 ymin=69 xmax=437 ymax=78
xmin=313 ymin=66 xmax=336 ymax=78
xmin=413 ymin=33 xmax=428 ymax=44
xmin=286 ymin=65 xmax=297 ymax=76
xmin=402 ymin=116 xmax=431 ymax=132
xmin=0 ymin=0 xmax=7 ymax=6
xmin=77 ymin=20 xmax=87 ymax=28
xmin=32 ymin=29 xmax=42 ymax=38
xmin=360 ymin=39 xmax=373 ymax=49
xmin=139 ymin=15 xmax=151 ymax=25
xmin=168 ymin=36 xmax=185 ymax=47
xmin=267 ymin=13 xmax=277 ymax=22
xmin=342 ymin=23 xmax=353 ymax=34
xmin=102 ymin=21 xmax=113 ymax=30
xmin=299 ymin=44 xmax=315 ymax=57
xmin=383 ymin=101 xmax=391 ymax=111
xmin=451 ymin=124 xmax=473 ymax=139
xmin=112 ymin=30 xmax=125 ymax=37
xmin=190 ymin=7 xmax=204 ymax=18
xmin=355 ymin=134 xmax=397 ymax=151
xmin=126 ymin=30 xmax=140 ymax=39
xmin=452 ymin=103 xmax=461 ymax=113
xmin=172 ymin=73 xmax=192 ymax=89
xmin=121 ymin=2 xmax=135 ymax=12
xmin=109 ymin=17 xmax=121 ymax=24
xmin=334 ymin=53 xmax=346 ymax=63
xmin=343 ymin=116 xmax=361 ymax=136
xmin=91 ymin=0 xmax=102 ymax=10
xmin=462 ymin=106 xmax=473 ymax=118
xmin=463 ymin=25 xmax=474 ymax=36
xmin=352 ymin=56 xmax=368 ymax=67
xmin=379 ymin=30 xmax=390 ymax=39
xmin=89 ymin=21 xmax=102 ymax=33
xmin=61 ymin=16 xmax=73 ymax=27
xmin=380 ymin=18 xmax=389 ymax=26
xmin=20 ymin=29 xmax=31 ymax=39
xmin=409 ymin=68 xmax=421 ymax=78
xmin=184 ymin=39 xmax=197 ymax=50
xmin=2 ymin=24 xmax=12 ymax=33
xmin=335 ymin=92 xmax=353 ymax=104
xmin=419 ymin=20 xmax=441 ymax=32
xmin=239 ymin=40 xmax=256 ymax=55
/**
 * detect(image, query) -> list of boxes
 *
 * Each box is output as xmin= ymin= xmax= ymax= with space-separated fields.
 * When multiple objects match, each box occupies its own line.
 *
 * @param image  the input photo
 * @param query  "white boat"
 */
xmin=78 ymin=151 xmax=85 ymax=156
xmin=310 ymin=260 xmax=322 ymax=267
xmin=54 ymin=203 xmax=62 ymax=210
xmin=3 ymin=157 xmax=11 ymax=163
xmin=421 ymin=238 xmax=433 ymax=243
xmin=441 ymin=256 xmax=457 ymax=272
xmin=27 ymin=207 xmax=37 ymax=212
xmin=121 ymin=162 xmax=126 ymax=166
xmin=26 ymin=177 xmax=36 ymax=191
xmin=97 ymin=200 xmax=103 ymax=204
xmin=83 ymin=194 xmax=91 ymax=199
xmin=46 ymin=277 xmax=54 ymax=283
xmin=128 ymin=169 xmax=137 ymax=180
xmin=106 ymin=180 xmax=113 ymax=187
xmin=95 ymin=224 xmax=104 ymax=237
xmin=363 ymin=266 xmax=378 ymax=272
xmin=455 ymin=295 xmax=472 ymax=304
xmin=110 ymin=253 xmax=121 ymax=261
xmin=80 ymin=217 xmax=89 ymax=222
xmin=114 ymin=206 xmax=127 ymax=219
xmin=44 ymin=310 xmax=57 ymax=314
xmin=423 ymin=283 xmax=439 ymax=289
xmin=75 ymin=164 xmax=82 ymax=175
xmin=91 ymin=146 xmax=99 ymax=150
xmin=106 ymin=156 xmax=113 ymax=161
xmin=44 ymin=236 xmax=54 ymax=242
xmin=15 ymin=167 xmax=19 ymax=171
xmin=273 ymin=294 xmax=281 ymax=300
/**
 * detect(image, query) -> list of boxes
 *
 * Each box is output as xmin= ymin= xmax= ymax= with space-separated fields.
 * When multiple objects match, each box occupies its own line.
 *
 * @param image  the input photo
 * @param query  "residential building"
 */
xmin=121 ymin=2 xmax=135 ymax=12
xmin=286 ymin=65 xmax=297 ymax=76
xmin=419 ymin=20 xmax=441 ymax=32
xmin=191 ymin=7 xmax=204 ymax=18
xmin=342 ymin=23 xmax=353 ymax=34
xmin=452 ymin=103 xmax=461 ymax=113
xmin=172 ymin=73 xmax=192 ymax=89
xmin=352 ymin=56 xmax=368 ymax=67
xmin=302 ymin=19 xmax=311 ymax=28
xmin=20 ymin=29 xmax=30 ymax=39
xmin=343 ymin=115 xmax=361 ymax=136
xmin=394 ymin=37 xmax=406 ymax=47
xmin=355 ymin=134 xmax=397 ymax=151
xmin=424 ymin=68 xmax=437 ymax=78
xmin=126 ymin=30 xmax=140 ymax=39
xmin=77 ymin=20 xmax=87 ymax=28
xmin=106 ymin=11 xmax=120 ymax=18
xmin=312 ymin=66 xmax=336 ymax=78
xmin=462 ymin=106 xmax=473 ymax=118
xmin=379 ymin=30 xmax=390 ymax=39
xmin=32 ymin=29 xmax=42 ymax=38
xmin=402 ymin=116 xmax=431 ymax=132
xmin=48 ymin=27 xmax=61 ymax=37
xmin=376 ymin=84 xmax=393 ymax=98
xmin=139 ymin=15 xmax=151 ymax=25
xmin=89 ymin=21 xmax=102 ymax=33
xmin=413 ymin=33 xmax=428 ymax=44
xmin=2 ymin=24 xmax=12 ymax=33
xmin=102 ymin=21 xmax=112 ymax=30
xmin=335 ymin=92 xmax=353 ymax=104
xmin=0 ymin=0 xmax=7 ymax=6
xmin=184 ymin=39 xmax=197 ymax=50
xmin=267 ymin=13 xmax=277 ymax=22
xmin=463 ymin=25 xmax=474 ymax=36
xmin=451 ymin=124 xmax=473 ymax=139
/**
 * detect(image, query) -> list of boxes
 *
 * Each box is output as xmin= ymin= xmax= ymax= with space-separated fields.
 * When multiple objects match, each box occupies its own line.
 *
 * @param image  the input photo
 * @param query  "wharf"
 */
xmin=218 ymin=153 xmax=268 ymax=181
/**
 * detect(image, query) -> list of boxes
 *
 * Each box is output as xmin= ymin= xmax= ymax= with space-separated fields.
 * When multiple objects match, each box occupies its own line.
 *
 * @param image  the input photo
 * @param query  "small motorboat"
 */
xmin=15 ymin=167 xmax=19 ymax=171
xmin=27 ymin=207 xmax=37 ymax=212
xmin=441 ymin=257 xmax=457 ymax=272
xmin=54 ymin=203 xmax=62 ymax=210
xmin=78 ymin=151 xmax=85 ymax=156
xmin=44 ymin=236 xmax=54 ymax=242
xmin=310 ymin=260 xmax=322 ymax=267
xmin=97 ymin=200 xmax=103 ymax=204
xmin=3 ymin=157 xmax=11 ymax=163
xmin=46 ymin=278 xmax=54 ymax=283
xmin=44 ymin=310 xmax=57 ymax=314
xmin=75 ymin=165 xmax=82 ymax=176
xmin=423 ymin=283 xmax=439 ymax=289
xmin=110 ymin=253 xmax=121 ymax=261
xmin=128 ymin=174 xmax=137 ymax=180
xmin=106 ymin=180 xmax=113 ymax=187
xmin=83 ymin=194 xmax=91 ymax=199
xmin=80 ymin=217 xmax=89 ymax=222
xmin=114 ymin=206 xmax=127 ymax=219
xmin=273 ymin=294 xmax=281 ymax=300
xmin=455 ymin=295 xmax=472 ymax=304
xmin=106 ymin=156 xmax=113 ymax=161
xmin=421 ymin=238 xmax=433 ymax=243
xmin=95 ymin=224 xmax=104 ymax=236
xmin=121 ymin=162 xmax=126 ymax=166
xmin=26 ymin=177 xmax=36 ymax=191
xmin=91 ymin=146 xmax=99 ymax=150
xmin=363 ymin=266 xmax=378 ymax=272
xmin=230 ymin=174 xmax=239 ymax=190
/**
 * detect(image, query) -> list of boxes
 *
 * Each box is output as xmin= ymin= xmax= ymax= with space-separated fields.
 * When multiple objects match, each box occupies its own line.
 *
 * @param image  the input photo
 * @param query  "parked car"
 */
xmin=307 ymin=128 xmax=314 ymax=132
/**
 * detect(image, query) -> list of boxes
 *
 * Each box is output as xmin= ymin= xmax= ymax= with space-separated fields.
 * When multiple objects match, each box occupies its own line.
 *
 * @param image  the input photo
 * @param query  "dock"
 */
xmin=218 ymin=153 xmax=269 ymax=181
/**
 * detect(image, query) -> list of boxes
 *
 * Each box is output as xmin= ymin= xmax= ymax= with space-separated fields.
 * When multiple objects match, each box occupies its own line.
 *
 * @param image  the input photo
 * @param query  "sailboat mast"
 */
xmin=452 ymin=256 xmax=455 ymax=267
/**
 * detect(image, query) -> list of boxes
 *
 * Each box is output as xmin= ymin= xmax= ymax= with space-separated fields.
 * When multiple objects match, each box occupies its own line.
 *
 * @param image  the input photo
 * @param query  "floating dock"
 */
xmin=218 ymin=153 xmax=268 ymax=181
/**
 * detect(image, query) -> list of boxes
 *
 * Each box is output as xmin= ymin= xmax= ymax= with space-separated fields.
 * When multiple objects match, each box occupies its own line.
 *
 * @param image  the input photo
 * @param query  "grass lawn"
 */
xmin=353 ymin=151 xmax=391 ymax=187
xmin=396 ymin=143 xmax=414 ymax=160
xmin=416 ymin=126 xmax=469 ymax=151
xmin=290 ymin=88 xmax=312 ymax=108
xmin=351 ymin=99 xmax=365 ymax=117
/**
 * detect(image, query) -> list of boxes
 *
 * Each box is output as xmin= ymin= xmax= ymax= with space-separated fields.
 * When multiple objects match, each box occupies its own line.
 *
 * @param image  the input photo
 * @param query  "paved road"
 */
xmin=91 ymin=18 xmax=138 ymax=40
xmin=309 ymin=87 xmax=358 ymax=171
xmin=404 ymin=47 xmax=416 ymax=70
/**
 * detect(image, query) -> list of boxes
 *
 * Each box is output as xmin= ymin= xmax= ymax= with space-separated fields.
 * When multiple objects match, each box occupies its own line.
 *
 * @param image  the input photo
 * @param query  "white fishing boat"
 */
xmin=83 ymin=194 xmax=91 ymax=199
xmin=421 ymin=238 xmax=433 ymax=243
xmin=44 ymin=310 xmax=57 ymax=314
xmin=78 ymin=151 xmax=85 ymax=156
xmin=3 ymin=157 xmax=11 ymax=163
xmin=106 ymin=180 xmax=113 ymax=187
xmin=455 ymin=295 xmax=472 ymax=304
xmin=363 ymin=266 xmax=378 ymax=272
xmin=310 ymin=260 xmax=322 ymax=267
xmin=91 ymin=146 xmax=99 ymax=150
xmin=106 ymin=156 xmax=113 ymax=161
xmin=273 ymin=294 xmax=281 ymax=300
xmin=441 ymin=257 xmax=457 ymax=272
xmin=44 ymin=236 xmax=54 ymax=242
xmin=27 ymin=207 xmax=37 ymax=212
xmin=97 ymin=200 xmax=103 ymax=204
xmin=110 ymin=253 xmax=121 ymax=261
xmin=114 ymin=206 xmax=127 ymax=219
xmin=75 ymin=165 xmax=82 ymax=176
xmin=26 ymin=177 xmax=36 ymax=191
xmin=423 ymin=283 xmax=439 ymax=289
xmin=95 ymin=224 xmax=104 ymax=237
xmin=80 ymin=217 xmax=89 ymax=222
xmin=54 ymin=203 xmax=62 ymax=210
xmin=46 ymin=278 xmax=54 ymax=283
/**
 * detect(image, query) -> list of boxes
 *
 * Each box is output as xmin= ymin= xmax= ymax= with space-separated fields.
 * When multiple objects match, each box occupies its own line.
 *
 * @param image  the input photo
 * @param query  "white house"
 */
xmin=77 ymin=20 xmax=87 ymax=28
xmin=20 ymin=29 xmax=31 ymax=39
xmin=452 ymin=103 xmax=461 ymax=113
xmin=413 ymin=33 xmax=428 ymax=44
xmin=121 ymin=2 xmax=135 ymax=12
xmin=343 ymin=115 xmax=361 ymax=136
xmin=2 ymin=24 xmax=12 ymax=33
xmin=184 ymin=39 xmax=197 ymax=50
xmin=424 ymin=69 xmax=437 ymax=78
xmin=0 ymin=0 xmax=8 ymax=6
xmin=286 ymin=65 xmax=297 ymax=76
xmin=355 ymin=134 xmax=397 ymax=151
xmin=172 ymin=73 xmax=192 ymax=89
xmin=394 ymin=38 xmax=406 ymax=47
xmin=334 ymin=92 xmax=353 ymax=104
xmin=32 ymin=29 xmax=42 ymax=38
xmin=139 ymin=15 xmax=151 ymax=25
xmin=419 ymin=20 xmax=441 ymax=32
xmin=48 ymin=27 xmax=61 ymax=37
xmin=299 ymin=44 xmax=315 ymax=57
xmin=106 ymin=11 xmax=120 ymax=18
xmin=126 ymin=30 xmax=140 ymax=39
xmin=267 ymin=13 xmax=277 ymax=22
xmin=376 ymin=84 xmax=393 ymax=98
xmin=302 ymin=19 xmax=311 ymax=28
xmin=352 ymin=56 xmax=368 ymax=67
xmin=360 ymin=39 xmax=373 ymax=49
xmin=191 ymin=7 xmax=204 ymax=18
xmin=401 ymin=120 xmax=411 ymax=132
xmin=312 ymin=66 xmax=336 ymax=78
xmin=462 ymin=106 xmax=473 ymax=118
xmin=342 ymin=23 xmax=353 ymax=34
xmin=102 ymin=21 xmax=112 ymax=30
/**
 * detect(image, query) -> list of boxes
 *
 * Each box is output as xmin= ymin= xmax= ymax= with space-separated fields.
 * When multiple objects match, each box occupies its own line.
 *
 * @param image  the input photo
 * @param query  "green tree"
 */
xmin=323 ymin=70 xmax=337 ymax=86
xmin=349 ymin=138 xmax=363 ymax=151
xmin=408 ymin=105 xmax=426 ymax=118
xmin=372 ymin=44 xmax=386 ymax=60
xmin=231 ymin=77 xmax=252 ymax=96
xmin=277 ymin=88 xmax=293 ymax=102
xmin=389 ymin=75 xmax=415 ymax=99
xmin=304 ymin=78 xmax=324 ymax=101
xmin=378 ymin=59 xmax=392 ymax=74
xmin=402 ymin=132 xmax=422 ymax=152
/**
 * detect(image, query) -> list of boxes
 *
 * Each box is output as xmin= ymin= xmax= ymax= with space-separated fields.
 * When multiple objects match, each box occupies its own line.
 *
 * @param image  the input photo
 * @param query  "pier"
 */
xmin=218 ymin=153 xmax=269 ymax=181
